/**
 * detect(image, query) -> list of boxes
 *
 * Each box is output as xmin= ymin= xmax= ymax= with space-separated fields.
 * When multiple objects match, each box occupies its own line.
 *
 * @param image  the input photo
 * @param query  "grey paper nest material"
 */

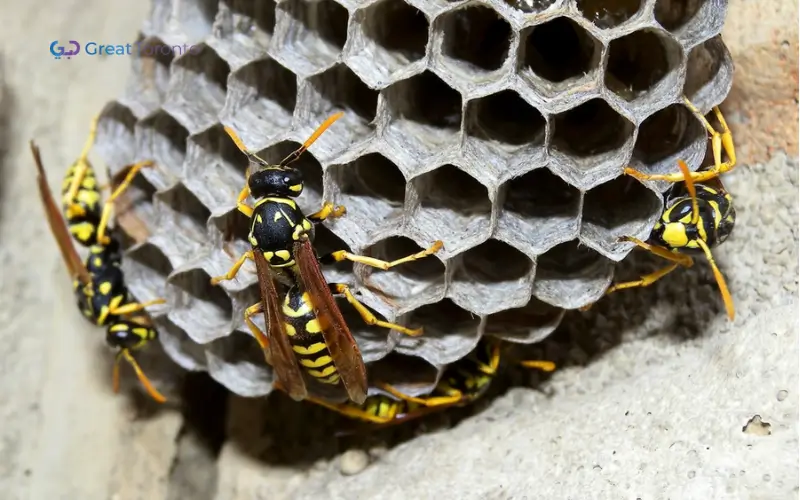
xmin=92 ymin=0 xmax=734 ymax=397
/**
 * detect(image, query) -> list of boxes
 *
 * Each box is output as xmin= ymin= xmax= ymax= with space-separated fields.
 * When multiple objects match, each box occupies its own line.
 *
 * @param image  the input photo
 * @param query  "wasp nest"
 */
xmin=93 ymin=0 xmax=734 ymax=397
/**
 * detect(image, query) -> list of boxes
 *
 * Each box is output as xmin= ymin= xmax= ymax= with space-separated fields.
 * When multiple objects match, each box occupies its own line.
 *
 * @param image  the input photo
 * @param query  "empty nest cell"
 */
xmin=122 ymin=241 xmax=174 ymax=312
xmin=485 ymin=297 xmax=564 ymax=343
xmin=550 ymin=98 xmax=633 ymax=158
xmin=532 ymin=240 xmax=613 ymax=308
xmin=367 ymin=353 xmax=440 ymax=396
xmin=169 ymin=266 xmax=235 ymax=343
xmin=403 ymin=298 xmax=482 ymax=363
xmin=156 ymin=182 xmax=211 ymax=240
xmin=184 ymin=124 xmax=251 ymax=210
xmin=222 ymin=0 xmax=276 ymax=45
xmin=519 ymin=17 xmax=601 ymax=92
xmin=605 ymin=29 xmax=681 ymax=101
xmin=577 ymin=0 xmax=642 ymax=29
xmin=654 ymin=0 xmax=711 ymax=33
xmin=439 ymin=4 xmax=512 ymax=73
xmin=126 ymin=36 xmax=174 ymax=116
xmin=273 ymin=0 xmax=349 ymax=74
xmin=204 ymin=331 xmax=273 ymax=396
xmin=449 ymin=239 xmax=534 ymax=315
xmin=407 ymin=164 xmax=492 ymax=255
xmin=382 ymin=71 xmax=463 ymax=163
xmin=165 ymin=44 xmax=230 ymax=133
xmin=253 ymin=140 xmax=324 ymax=215
xmin=631 ymin=103 xmax=706 ymax=177
xmin=354 ymin=0 xmax=429 ymax=78
xmin=496 ymin=167 xmax=581 ymax=256
xmin=684 ymin=36 xmax=732 ymax=107
xmin=96 ymin=102 xmax=138 ymax=171
xmin=135 ymin=110 xmax=190 ymax=185
xmin=175 ymin=0 xmax=219 ymax=41
xmin=223 ymin=57 xmax=297 ymax=145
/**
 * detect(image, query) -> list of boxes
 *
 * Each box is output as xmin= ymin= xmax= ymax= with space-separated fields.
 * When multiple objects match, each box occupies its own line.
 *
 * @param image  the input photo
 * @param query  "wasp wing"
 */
xmin=31 ymin=140 xmax=91 ymax=285
xmin=294 ymin=238 xmax=368 ymax=405
xmin=252 ymin=249 xmax=308 ymax=401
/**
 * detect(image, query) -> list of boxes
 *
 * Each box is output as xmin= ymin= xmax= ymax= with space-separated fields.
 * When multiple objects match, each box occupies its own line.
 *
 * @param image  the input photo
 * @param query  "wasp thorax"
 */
xmin=248 ymin=166 xmax=304 ymax=199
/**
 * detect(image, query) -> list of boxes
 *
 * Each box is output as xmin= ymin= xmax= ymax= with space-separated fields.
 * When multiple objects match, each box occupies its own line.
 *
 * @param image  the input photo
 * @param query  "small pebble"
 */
xmin=777 ymin=390 xmax=788 ymax=401
xmin=339 ymin=449 xmax=370 ymax=475
xmin=688 ymin=470 xmax=696 ymax=479
xmin=763 ymin=474 xmax=772 ymax=482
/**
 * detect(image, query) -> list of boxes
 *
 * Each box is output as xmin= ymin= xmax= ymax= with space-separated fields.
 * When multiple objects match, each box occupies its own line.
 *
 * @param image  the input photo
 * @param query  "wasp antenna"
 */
xmin=224 ymin=125 xmax=268 ymax=165
xmin=677 ymin=160 xmax=700 ymax=225
xmin=121 ymin=349 xmax=168 ymax=403
xmin=279 ymin=112 xmax=344 ymax=167
xmin=696 ymin=239 xmax=735 ymax=320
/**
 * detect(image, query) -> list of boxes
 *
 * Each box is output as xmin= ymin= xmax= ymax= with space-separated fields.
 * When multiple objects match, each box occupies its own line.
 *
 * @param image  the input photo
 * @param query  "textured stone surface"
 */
xmin=93 ymin=0 xmax=735 ymax=398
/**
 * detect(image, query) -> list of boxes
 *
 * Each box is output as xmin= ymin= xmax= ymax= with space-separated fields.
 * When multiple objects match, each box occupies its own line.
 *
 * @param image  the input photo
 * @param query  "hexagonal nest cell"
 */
xmin=93 ymin=0 xmax=735 ymax=398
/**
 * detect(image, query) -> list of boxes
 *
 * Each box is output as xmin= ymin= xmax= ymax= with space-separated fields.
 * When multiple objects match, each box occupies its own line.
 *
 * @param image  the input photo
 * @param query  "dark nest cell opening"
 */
xmin=633 ymin=104 xmax=704 ymax=164
xmin=173 ymin=45 xmax=230 ymax=92
xmin=605 ymin=29 xmax=674 ymax=99
xmin=502 ymin=168 xmax=580 ymax=218
xmin=413 ymin=165 xmax=491 ymax=216
xmin=458 ymin=239 xmax=532 ymax=283
xmin=140 ymin=111 xmax=190 ymax=172
xmin=368 ymin=352 xmax=439 ymax=387
xmin=281 ymin=0 xmax=348 ymax=51
xmin=441 ymin=5 xmax=512 ymax=72
xmin=551 ymin=99 xmax=632 ymax=157
xmin=364 ymin=236 xmax=445 ymax=282
xmin=225 ymin=0 xmax=277 ymax=36
xmin=582 ymin=176 xmax=660 ymax=231
xmin=536 ymin=240 xmax=602 ymax=275
xmin=127 ymin=242 xmax=175 ymax=281
xmin=309 ymin=64 xmax=379 ymax=124
xmin=136 ymin=36 xmax=176 ymax=69
xmin=333 ymin=153 xmax=406 ymax=205
xmin=211 ymin=208 xmax=252 ymax=246
xmin=160 ymin=183 xmax=212 ymax=233
xmin=102 ymin=102 xmax=137 ymax=137
xmin=385 ymin=71 xmax=463 ymax=131
xmin=171 ymin=268 xmax=234 ymax=316
xmin=466 ymin=90 xmax=545 ymax=147
xmin=194 ymin=124 xmax=251 ymax=177
xmin=654 ymin=0 xmax=704 ymax=31
xmin=237 ymin=58 xmax=298 ymax=115
xmin=361 ymin=0 xmax=429 ymax=62
xmin=311 ymin=224 xmax=353 ymax=275
xmin=684 ymin=37 xmax=724 ymax=99
xmin=485 ymin=297 xmax=561 ymax=332
xmin=407 ymin=298 xmax=479 ymax=334
xmin=577 ymin=0 xmax=642 ymax=29
xmin=255 ymin=141 xmax=324 ymax=199
xmin=523 ymin=17 xmax=599 ymax=83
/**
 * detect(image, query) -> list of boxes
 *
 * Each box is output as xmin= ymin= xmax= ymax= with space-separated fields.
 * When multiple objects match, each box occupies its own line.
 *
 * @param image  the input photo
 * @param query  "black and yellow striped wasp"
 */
xmin=211 ymin=113 xmax=444 ymax=405
xmin=600 ymin=97 xmax=737 ymax=319
xmin=32 ymin=140 xmax=168 ymax=402
xmin=60 ymin=114 xmax=153 ymax=248
xmin=302 ymin=339 xmax=556 ymax=426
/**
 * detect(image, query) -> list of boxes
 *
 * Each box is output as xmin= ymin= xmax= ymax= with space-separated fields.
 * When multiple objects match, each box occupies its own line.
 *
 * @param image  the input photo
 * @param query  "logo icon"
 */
xmin=50 ymin=40 xmax=81 ymax=60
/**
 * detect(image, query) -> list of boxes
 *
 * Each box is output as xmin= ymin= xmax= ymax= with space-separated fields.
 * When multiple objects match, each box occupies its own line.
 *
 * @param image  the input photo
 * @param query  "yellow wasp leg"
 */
xmin=324 ymin=240 xmax=444 ymax=271
xmin=236 ymin=184 xmax=254 ymax=218
xmin=308 ymin=201 xmax=346 ymax=222
xmin=210 ymin=250 xmax=254 ymax=285
xmin=243 ymin=301 xmax=271 ymax=353
xmin=109 ymin=298 xmax=166 ymax=316
xmin=96 ymin=160 xmax=154 ymax=245
xmin=303 ymin=396 xmax=398 ymax=424
xmin=519 ymin=360 xmax=557 ymax=372
xmin=376 ymin=382 xmax=463 ymax=407
xmin=113 ymin=349 xmax=167 ymax=403
xmin=331 ymin=283 xmax=422 ymax=337
xmin=605 ymin=262 xmax=682 ymax=294
xmin=63 ymin=114 xmax=99 ymax=206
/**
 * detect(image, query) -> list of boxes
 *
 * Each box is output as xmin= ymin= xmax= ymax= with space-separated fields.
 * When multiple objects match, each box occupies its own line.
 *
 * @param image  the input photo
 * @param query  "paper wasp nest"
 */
xmin=93 ymin=0 xmax=734 ymax=397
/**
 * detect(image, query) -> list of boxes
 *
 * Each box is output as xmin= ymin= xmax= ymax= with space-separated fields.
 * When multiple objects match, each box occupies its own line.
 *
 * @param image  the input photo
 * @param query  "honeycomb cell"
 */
xmin=502 ymin=0 xmax=559 ymax=13
xmin=581 ymin=175 xmax=662 ymax=259
xmin=357 ymin=236 xmax=446 ymax=311
xmin=605 ymin=29 xmax=682 ymax=101
xmin=175 ymin=0 xmax=218 ymax=41
xmin=654 ymin=0 xmax=726 ymax=46
xmin=135 ymin=110 xmax=189 ymax=187
xmin=184 ymin=124 xmax=250 ymax=211
xmin=406 ymin=164 xmax=492 ymax=257
xmin=382 ymin=71 xmax=463 ymax=167
xmin=150 ymin=183 xmax=212 ymax=267
xmin=577 ymin=0 xmax=641 ymax=29
xmin=684 ymin=36 xmax=733 ymax=111
xmin=299 ymin=63 xmax=379 ymax=152
xmin=253 ymin=140 xmax=324 ymax=215
xmin=222 ymin=57 xmax=297 ymax=148
xmin=333 ymin=293 xmax=401 ymax=361
xmin=205 ymin=331 xmax=273 ymax=397
xmin=532 ymin=240 xmax=614 ymax=308
xmin=347 ymin=0 xmax=429 ymax=86
xmin=550 ymin=98 xmax=635 ymax=189
xmin=464 ymin=89 xmax=546 ymax=183
xmin=164 ymin=44 xmax=230 ymax=134
xmin=485 ymin=297 xmax=564 ymax=343
xmin=519 ymin=17 xmax=601 ymax=94
xmin=439 ymin=4 xmax=512 ymax=74
xmin=495 ymin=168 xmax=581 ymax=257
xmin=630 ymin=103 xmax=706 ymax=179
xmin=272 ymin=0 xmax=349 ymax=75
xmin=153 ymin=315 xmax=209 ymax=372
xmin=169 ymin=267 xmax=234 ymax=343
xmin=124 ymin=36 xmax=174 ymax=117
xmin=220 ymin=0 xmax=276 ymax=46
xmin=326 ymin=153 xmax=406 ymax=244
xmin=96 ymin=102 xmax=138 ymax=171
xmin=448 ymin=239 xmax=534 ymax=315
xmin=367 ymin=353 xmax=440 ymax=397
xmin=122 ymin=241 xmax=174 ymax=319
xmin=398 ymin=298 xmax=482 ymax=366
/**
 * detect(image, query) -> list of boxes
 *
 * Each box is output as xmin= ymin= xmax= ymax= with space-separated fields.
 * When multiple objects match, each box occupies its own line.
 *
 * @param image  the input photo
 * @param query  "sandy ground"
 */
xmin=0 ymin=1 xmax=797 ymax=499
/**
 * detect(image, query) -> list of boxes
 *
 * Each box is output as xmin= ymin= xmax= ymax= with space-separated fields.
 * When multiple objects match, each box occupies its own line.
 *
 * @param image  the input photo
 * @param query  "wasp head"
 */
xmin=248 ymin=165 xmax=304 ymax=199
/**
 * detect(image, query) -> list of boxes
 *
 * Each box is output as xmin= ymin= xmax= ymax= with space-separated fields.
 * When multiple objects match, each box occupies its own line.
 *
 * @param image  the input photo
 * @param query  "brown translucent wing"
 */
xmin=30 ymin=140 xmax=90 ymax=285
xmin=252 ymin=250 xmax=307 ymax=401
xmin=106 ymin=165 xmax=151 ymax=244
xmin=294 ymin=238 xmax=368 ymax=405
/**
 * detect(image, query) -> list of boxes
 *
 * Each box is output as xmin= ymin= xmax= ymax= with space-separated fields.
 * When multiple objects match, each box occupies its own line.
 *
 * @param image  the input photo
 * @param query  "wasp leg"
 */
xmin=308 ymin=202 xmax=346 ymax=222
xmin=622 ymin=236 xmax=694 ymax=266
xmin=210 ymin=250 xmax=254 ymax=285
xmin=243 ymin=301 xmax=271 ymax=353
xmin=625 ymin=99 xmax=736 ymax=183
xmin=63 ymin=114 xmax=100 ymax=206
xmin=320 ymin=240 xmax=443 ymax=271
xmin=109 ymin=298 xmax=166 ymax=316
xmin=303 ymin=396 xmax=397 ymax=424
xmin=605 ymin=262 xmax=683 ymax=294
xmin=96 ymin=160 xmax=154 ymax=245
xmin=112 ymin=349 xmax=167 ymax=403
xmin=519 ymin=360 xmax=557 ymax=372
xmin=376 ymin=382 xmax=463 ymax=407
xmin=330 ymin=283 xmax=422 ymax=337
xmin=236 ymin=184 xmax=254 ymax=218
